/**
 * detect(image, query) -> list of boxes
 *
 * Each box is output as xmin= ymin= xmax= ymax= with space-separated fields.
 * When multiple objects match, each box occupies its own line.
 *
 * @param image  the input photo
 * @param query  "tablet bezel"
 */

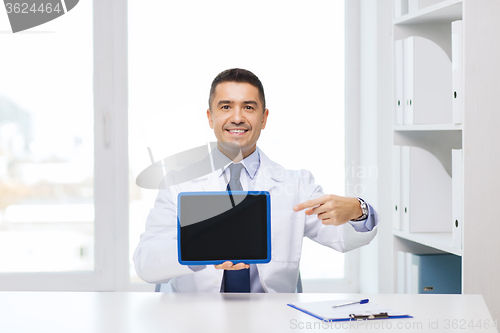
xmin=177 ymin=191 xmax=271 ymax=265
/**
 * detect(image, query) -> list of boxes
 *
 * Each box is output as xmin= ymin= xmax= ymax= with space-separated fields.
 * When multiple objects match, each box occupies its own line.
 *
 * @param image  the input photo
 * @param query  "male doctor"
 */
xmin=134 ymin=68 xmax=378 ymax=293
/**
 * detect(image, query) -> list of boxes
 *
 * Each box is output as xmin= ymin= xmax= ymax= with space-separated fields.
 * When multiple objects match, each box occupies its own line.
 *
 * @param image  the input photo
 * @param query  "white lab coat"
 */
xmin=133 ymin=149 xmax=377 ymax=293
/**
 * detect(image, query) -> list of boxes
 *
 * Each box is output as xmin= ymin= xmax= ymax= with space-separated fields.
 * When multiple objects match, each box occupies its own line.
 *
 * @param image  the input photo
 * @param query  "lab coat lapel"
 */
xmin=253 ymin=148 xmax=284 ymax=192
xmin=199 ymin=172 xmax=225 ymax=192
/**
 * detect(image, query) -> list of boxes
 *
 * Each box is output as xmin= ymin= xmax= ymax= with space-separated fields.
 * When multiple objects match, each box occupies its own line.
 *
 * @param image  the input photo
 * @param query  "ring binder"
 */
xmin=350 ymin=312 xmax=389 ymax=320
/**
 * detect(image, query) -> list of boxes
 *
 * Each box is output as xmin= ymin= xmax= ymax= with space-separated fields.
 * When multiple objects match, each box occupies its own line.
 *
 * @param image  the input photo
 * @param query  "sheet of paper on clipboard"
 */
xmin=287 ymin=299 xmax=412 ymax=322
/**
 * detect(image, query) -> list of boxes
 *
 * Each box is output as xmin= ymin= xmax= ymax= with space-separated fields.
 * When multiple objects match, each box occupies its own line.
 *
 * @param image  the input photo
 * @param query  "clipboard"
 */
xmin=287 ymin=299 xmax=412 ymax=322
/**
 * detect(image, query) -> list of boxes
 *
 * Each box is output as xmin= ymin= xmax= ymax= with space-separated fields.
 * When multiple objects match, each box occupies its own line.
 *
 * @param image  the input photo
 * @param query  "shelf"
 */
xmin=394 ymin=123 xmax=462 ymax=131
xmin=394 ymin=0 xmax=462 ymax=25
xmin=393 ymin=229 xmax=462 ymax=256
xmin=393 ymin=127 xmax=461 ymax=177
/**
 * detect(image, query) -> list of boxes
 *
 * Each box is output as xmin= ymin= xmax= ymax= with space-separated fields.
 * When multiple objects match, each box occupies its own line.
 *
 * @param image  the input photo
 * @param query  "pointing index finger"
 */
xmin=294 ymin=196 xmax=326 ymax=212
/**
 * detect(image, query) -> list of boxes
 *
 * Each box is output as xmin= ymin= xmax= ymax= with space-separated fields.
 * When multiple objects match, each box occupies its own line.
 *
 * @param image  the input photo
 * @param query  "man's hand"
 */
xmin=214 ymin=261 xmax=250 ymax=270
xmin=293 ymin=194 xmax=363 ymax=226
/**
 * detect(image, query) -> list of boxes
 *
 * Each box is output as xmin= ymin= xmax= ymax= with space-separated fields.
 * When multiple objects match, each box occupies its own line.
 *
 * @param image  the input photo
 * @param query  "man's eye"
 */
xmin=221 ymin=105 xmax=230 ymax=110
xmin=244 ymin=105 xmax=255 ymax=110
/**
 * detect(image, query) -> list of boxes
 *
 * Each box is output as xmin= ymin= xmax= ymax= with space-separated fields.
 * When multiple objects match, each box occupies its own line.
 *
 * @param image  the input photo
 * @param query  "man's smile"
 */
xmin=226 ymin=128 xmax=249 ymax=135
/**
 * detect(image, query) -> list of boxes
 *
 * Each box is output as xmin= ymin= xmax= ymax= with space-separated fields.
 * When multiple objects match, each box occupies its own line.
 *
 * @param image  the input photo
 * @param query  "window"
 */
xmin=128 ymin=1 xmax=353 ymax=291
xmin=0 ymin=3 xmax=94 ymax=273
xmin=0 ymin=0 xmax=127 ymax=291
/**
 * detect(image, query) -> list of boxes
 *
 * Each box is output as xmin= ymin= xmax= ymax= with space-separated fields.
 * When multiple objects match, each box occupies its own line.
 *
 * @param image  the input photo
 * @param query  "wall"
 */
xmin=462 ymin=0 xmax=500 ymax=322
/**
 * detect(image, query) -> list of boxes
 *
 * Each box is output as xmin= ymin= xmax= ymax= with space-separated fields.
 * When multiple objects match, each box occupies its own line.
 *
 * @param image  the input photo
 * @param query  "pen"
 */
xmin=332 ymin=299 xmax=369 ymax=308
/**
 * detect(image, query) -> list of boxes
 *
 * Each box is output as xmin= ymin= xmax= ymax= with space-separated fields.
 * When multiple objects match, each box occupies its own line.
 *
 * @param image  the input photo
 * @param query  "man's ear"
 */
xmin=207 ymin=109 xmax=214 ymax=129
xmin=261 ymin=109 xmax=269 ymax=129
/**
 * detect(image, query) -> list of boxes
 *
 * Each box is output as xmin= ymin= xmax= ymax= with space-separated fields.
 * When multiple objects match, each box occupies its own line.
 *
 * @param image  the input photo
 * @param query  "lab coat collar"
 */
xmin=213 ymin=147 xmax=259 ymax=180
xmin=199 ymin=147 xmax=284 ymax=191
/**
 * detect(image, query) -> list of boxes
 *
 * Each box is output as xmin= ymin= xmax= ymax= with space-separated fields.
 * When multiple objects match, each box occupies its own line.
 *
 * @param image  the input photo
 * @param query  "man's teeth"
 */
xmin=229 ymin=130 xmax=246 ymax=133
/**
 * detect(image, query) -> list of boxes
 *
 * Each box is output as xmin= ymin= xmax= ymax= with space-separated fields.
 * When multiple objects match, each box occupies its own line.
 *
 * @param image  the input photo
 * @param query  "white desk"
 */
xmin=1 ymin=292 xmax=497 ymax=333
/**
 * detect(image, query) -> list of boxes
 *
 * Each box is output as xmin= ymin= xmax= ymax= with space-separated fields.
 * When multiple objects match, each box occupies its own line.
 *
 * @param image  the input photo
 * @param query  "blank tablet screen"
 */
xmin=178 ymin=191 xmax=270 ymax=264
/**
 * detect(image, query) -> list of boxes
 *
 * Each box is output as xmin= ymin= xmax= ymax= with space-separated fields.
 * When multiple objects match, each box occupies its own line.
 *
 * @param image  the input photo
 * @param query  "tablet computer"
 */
xmin=177 ymin=191 xmax=271 ymax=265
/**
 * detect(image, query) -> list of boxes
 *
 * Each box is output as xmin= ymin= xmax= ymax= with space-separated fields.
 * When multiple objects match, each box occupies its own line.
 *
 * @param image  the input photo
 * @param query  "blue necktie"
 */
xmin=223 ymin=163 xmax=250 ymax=293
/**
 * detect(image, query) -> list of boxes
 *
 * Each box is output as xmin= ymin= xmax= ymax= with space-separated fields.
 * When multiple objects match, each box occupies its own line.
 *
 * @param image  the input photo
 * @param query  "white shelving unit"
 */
xmin=391 ymin=0 xmax=464 ymax=293
xmin=347 ymin=0 xmax=499 ymax=318
xmin=390 ymin=3 xmax=500 ymax=320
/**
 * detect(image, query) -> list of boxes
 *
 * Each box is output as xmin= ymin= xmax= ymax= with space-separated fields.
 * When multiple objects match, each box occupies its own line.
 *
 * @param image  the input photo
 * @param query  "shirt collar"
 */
xmin=214 ymin=147 xmax=260 ymax=180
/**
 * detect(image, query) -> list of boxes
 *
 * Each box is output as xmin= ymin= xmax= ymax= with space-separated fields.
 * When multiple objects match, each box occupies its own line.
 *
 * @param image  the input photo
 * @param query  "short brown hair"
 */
xmin=208 ymin=68 xmax=266 ymax=111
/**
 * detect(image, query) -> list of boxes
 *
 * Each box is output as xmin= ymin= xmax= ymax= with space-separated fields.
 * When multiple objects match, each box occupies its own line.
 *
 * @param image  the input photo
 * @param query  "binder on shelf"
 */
xmin=410 ymin=254 xmax=461 ymax=294
xmin=403 ymin=36 xmax=452 ymax=124
xmin=406 ymin=253 xmax=418 ymax=294
xmin=401 ymin=146 xmax=452 ymax=233
xmin=394 ymin=0 xmax=409 ymax=18
xmin=410 ymin=254 xmax=419 ymax=293
xmin=392 ymin=146 xmax=402 ymax=230
xmin=417 ymin=0 xmax=445 ymax=10
xmin=394 ymin=39 xmax=404 ymax=125
xmin=405 ymin=252 xmax=413 ymax=293
xmin=452 ymin=20 xmax=463 ymax=124
xmin=397 ymin=251 xmax=405 ymax=294
xmin=401 ymin=146 xmax=410 ymax=232
xmin=452 ymin=149 xmax=463 ymax=249
xmin=403 ymin=38 xmax=414 ymax=124
xmin=408 ymin=0 xmax=419 ymax=13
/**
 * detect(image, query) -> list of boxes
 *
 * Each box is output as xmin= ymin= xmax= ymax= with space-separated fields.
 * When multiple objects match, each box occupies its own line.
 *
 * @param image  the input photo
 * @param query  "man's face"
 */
xmin=207 ymin=81 xmax=269 ymax=159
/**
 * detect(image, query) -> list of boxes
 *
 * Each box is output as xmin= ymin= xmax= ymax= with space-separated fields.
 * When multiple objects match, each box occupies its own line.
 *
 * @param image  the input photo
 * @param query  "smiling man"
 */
xmin=134 ymin=68 xmax=379 ymax=292
xmin=207 ymin=76 xmax=268 ymax=163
